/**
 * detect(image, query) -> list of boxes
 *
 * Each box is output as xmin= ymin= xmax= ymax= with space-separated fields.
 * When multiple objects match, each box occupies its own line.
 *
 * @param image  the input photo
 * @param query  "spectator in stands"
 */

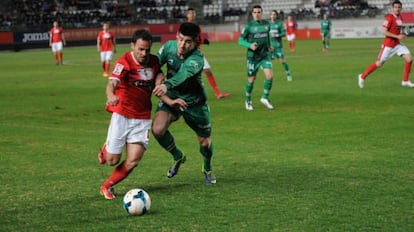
xmin=97 ymin=22 xmax=116 ymax=77
xmin=358 ymin=0 xmax=414 ymax=88
xmin=49 ymin=20 xmax=66 ymax=65
xmin=320 ymin=13 xmax=332 ymax=52
xmin=186 ymin=7 xmax=230 ymax=99
xmin=285 ymin=15 xmax=297 ymax=52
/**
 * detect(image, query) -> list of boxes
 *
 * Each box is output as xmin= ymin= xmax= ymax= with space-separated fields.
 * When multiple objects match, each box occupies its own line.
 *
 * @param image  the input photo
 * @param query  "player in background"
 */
xmin=152 ymin=22 xmax=217 ymax=185
xmin=97 ymin=22 xmax=116 ymax=77
xmin=238 ymin=5 xmax=274 ymax=111
xmin=97 ymin=29 xmax=186 ymax=199
xmin=49 ymin=20 xmax=66 ymax=65
xmin=269 ymin=10 xmax=293 ymax=82
xmin=285 ymin=15 xmax=297 ymax=52
xmin=186 ymin=8 xmax=230 ymax=99
xmin=358 ymin=0 xmax=414 ymax=88
xmin=320 ymin=13 xmax=332 ymax=52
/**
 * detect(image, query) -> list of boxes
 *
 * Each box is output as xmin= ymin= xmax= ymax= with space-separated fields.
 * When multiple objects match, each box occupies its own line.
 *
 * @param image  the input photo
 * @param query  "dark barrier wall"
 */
xmin=0 ymin=24 xmax=180 ymax=51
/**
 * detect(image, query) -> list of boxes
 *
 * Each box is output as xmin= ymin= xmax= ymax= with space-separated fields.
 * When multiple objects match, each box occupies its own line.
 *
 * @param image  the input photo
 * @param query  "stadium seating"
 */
xmin=4 ymin=0 xmax=401 ymax=31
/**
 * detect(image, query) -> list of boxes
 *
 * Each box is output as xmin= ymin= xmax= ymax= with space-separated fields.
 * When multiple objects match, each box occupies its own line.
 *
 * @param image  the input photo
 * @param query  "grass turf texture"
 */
xmin=0 ymin=39 xmax=413 ymax=231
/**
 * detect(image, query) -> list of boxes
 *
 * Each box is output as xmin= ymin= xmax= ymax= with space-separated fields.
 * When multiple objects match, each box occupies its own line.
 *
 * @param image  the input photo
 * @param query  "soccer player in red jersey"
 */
xmin=285 ymin=15 xmax=297 ymax=52
xmin=358 ymin=0 xmax=414 ymax=88
xmin=49 ymin=21 xmax=66 ymax=65
xmin=186 ymin=8 xmax=230 ymax=99
xmin=97 ymin=29 xmax=186 ymax=199
xmin=97 ymin=22 xmax=116 ymax=77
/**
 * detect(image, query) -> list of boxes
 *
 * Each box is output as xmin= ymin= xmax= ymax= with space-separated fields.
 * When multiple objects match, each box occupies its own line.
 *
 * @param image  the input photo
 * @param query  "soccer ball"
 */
xmin=123 ymin=188 xmax=151 ymax=216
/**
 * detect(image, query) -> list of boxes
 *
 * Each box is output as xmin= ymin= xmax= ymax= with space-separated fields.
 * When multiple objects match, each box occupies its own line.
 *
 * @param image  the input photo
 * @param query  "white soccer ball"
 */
xmin=123 ymin=188 xmax=151 ymax=216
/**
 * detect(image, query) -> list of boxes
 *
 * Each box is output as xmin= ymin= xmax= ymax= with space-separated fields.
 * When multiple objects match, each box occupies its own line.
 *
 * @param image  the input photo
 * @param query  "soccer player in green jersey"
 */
xmin=320 ymin=13 xmax=332 ymax=52
xmin=269 ymin=10 xmax=293 ymax=82
xmin=238 ymin=5 xmax=274 ymax=111
xmin=152 ymin=22 xmax=216 ymax=185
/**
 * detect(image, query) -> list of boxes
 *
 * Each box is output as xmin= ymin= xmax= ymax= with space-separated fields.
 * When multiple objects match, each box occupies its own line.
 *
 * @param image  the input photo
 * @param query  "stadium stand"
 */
xmin=3 ymin=0 xmax=395 ymax=31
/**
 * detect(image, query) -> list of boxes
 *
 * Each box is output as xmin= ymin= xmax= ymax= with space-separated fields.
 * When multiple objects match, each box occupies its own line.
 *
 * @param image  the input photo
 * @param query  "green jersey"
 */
xmin=321 ymin=19 xmax=332 ymax=33
xmin=157 ymin=40 xmax=206 ymax=106
xmin=238 ymin=19 xmax=271 ymax=61
xmin=269 ymin=20 xmax=286 ymax=49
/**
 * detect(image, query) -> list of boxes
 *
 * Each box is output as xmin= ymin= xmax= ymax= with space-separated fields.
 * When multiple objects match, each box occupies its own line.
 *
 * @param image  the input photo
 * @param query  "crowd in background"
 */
xmin=0 ymin=0 xmax=382 ymax=32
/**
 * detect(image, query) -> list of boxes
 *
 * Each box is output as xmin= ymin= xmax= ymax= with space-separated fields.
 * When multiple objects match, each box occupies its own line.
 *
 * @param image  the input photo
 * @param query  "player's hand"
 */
xmin=250 ymin=42 xmax=258 ymax=51
xmin=106 ymin=95 xmax=119 ymax=106
xmin=398 ymin=34 xmax=407 ymax=40
xmin=168 ymin=98 xmax=188 ymax=111
xmin=203 ymin=38 xmax=210 ymax=45
xmin=153 ymin=84 xmax=167 ymax=97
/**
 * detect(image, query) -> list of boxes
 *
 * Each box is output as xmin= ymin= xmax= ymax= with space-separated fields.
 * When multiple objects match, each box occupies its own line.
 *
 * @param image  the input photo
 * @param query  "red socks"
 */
xmin=361 ymin=63 xmax=378 ymax=79
xmin=102 ymin=161 xmax=131 ymax=188
xmin=404 ymin=61 xmax=412 ymax=81
xmin=105 ymin=63 xmax=110 ymax=73
xmin=206 ymin=75 xmax=220 ymax=95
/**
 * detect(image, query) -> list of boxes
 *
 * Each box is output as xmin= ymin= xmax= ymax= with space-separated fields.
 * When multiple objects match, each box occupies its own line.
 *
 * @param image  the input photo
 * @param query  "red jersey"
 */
xmin=382 ymin=13 xmax=402 ymax=48
xmin=285 ymin=20 xmax=297 ymax=35
xmin=106 ymin=52 xmax=160 ymax=119
xmin=50 ymin=27 xmax=64 ymax=43
xmin=97 ymin=31 xmax=115 ymax=51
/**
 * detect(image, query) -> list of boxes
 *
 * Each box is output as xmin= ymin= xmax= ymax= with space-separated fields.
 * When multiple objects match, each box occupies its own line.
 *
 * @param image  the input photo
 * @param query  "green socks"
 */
xmin=157 ymin=130 xmax=183 ymax=160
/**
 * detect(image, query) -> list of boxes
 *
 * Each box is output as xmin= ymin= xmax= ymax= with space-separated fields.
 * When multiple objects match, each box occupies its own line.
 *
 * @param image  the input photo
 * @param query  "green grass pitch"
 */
xmin=0 ymin=38 xmax=413 ymax=231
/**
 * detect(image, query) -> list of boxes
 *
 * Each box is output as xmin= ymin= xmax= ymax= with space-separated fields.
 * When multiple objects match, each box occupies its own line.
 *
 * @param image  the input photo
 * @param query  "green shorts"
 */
xmin=271 ymin=46 xmax=285 ymax=59
xmin=156 ymin=101 xmax=212 ymax=138
xmin=322 ymin=31 xmax=330 ymax=39
xmin=246 ymin=56 xmax=273 ymax=76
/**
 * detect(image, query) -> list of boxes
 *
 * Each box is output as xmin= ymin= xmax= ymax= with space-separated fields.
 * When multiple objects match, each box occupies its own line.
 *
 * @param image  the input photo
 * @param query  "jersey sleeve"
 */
xmin=156 ymin=42 xmax=168 ymax=66
xmin=111 ymin=54 xmax=129 ymax=80
xmin=164 ymin=53 xmax=204 ymax=88
xmin=238 ymin=24 xmax=251 ymax=48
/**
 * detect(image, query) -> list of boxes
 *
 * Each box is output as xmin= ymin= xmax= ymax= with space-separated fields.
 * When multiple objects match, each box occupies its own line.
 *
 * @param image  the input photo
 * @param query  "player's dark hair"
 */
xmin=392 ymin=0 xmax=402 ymax=6
xmin=252 ymin=5 xmax=262 ymax=12
xmin=178 ymin=22 xmax=200 ymax=41
xmin=131 ymin=29 xmax=152 ymax=43
xmin=187 ymin=7 xmax=195 ymax=11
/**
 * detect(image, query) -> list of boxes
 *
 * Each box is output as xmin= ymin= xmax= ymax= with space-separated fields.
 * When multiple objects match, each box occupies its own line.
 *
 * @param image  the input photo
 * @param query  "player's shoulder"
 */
xmin=161 ymin=40 xmax=176 ymax=50
xmin=384 ymin=13 xmax=395 ymax=20
xmin=148 ymin=54 xmax=160 ymax=65
xmin=117 ymin=51 xmax=133 ymax=65
xmin=187 ymin=50 xmax=204 ymax=63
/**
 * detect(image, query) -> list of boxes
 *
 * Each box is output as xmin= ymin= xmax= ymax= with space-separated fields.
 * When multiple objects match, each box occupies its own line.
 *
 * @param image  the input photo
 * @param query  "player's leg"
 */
xmin=260 ymin=59 xmax=274 ymax=110
xmin=322 ymin=37 xmax=327 ymax=52
xmin=105 ymin=51 xmax=113 ymax=76
xmin=245 ymin=60 xmax=258 ymax=110
xmin=100 ymin=143 xmax=146 ymax=200
xmin=183 ymin=105 xmax=216 ymax=184
xmin=99 ymin=113 xmax=128 ymax=199
xmin=203 ymin=57 xmax=230 ymax=99
xmin=276 ymin=48 xmax=292 ymax=81
xmin=100 ymin=52 xmax=108 ymax=77
xmin=358 ymin=47 xmax=389 ymax=88
xmin=400 ymin=46 xmax=414 ymax=87
xmin=57 ymin=42 xmax=63 ymax=65
xmin=152 ymin=108 xmax=185 ymax=177
xmin=51 ymin=44 xmax=58 ymax=65
xmin=280 ymin=59 xmax=292 ymax=81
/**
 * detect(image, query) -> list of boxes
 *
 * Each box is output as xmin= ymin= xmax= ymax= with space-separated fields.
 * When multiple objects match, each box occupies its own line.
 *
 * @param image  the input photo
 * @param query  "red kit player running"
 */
xmin=49 ymin=21 xmax=66 ymax=65
xmin=285 ymin=15 xmax=297 ymax=52
xmin=358 ymin=0 xmax=414 ymax=88
xmin=97 ymin=22 xmax=116 ymax=77
xmin=97 ymin=29 xmax=185 ymax=200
